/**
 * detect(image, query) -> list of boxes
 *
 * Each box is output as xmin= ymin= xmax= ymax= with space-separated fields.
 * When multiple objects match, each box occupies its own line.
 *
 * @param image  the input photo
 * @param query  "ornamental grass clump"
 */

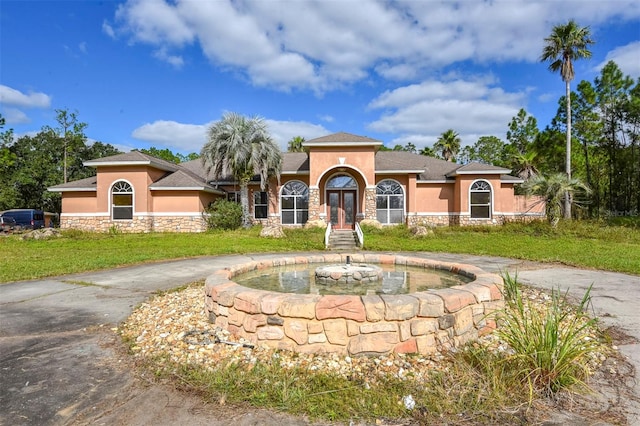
xmin=497 ymin=272 xmax=605 ymax=396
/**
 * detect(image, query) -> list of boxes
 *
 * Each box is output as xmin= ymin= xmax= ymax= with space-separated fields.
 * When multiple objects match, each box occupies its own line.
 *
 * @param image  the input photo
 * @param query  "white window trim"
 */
xmin=469 ymin=179 xmax=493 ymax=220
xmin=279 ymin=180 xmax=309 ymax=225
xmin=375 ymin=179 xmax=406 ymax=225
xmin=110 ymin=179 xmax=134 ymax=221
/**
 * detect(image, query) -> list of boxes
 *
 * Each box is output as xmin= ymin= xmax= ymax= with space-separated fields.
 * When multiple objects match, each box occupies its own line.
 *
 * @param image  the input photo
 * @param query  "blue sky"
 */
xmin=1 ymin=0 xmax=639 ymax=155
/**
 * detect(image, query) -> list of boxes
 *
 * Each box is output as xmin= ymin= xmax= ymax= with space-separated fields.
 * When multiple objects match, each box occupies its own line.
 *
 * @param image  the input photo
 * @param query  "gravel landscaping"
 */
xmin=118 ymin=281 xmax=618 ymax=423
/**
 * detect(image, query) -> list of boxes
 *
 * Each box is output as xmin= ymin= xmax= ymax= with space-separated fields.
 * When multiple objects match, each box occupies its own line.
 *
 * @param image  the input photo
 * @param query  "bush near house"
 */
xmin=204 ymin=199 xmax=243 ymax=230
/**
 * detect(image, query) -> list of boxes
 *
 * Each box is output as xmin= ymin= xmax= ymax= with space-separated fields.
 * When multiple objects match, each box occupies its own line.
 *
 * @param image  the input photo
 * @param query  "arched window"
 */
xmin=470 ymin=180 xmax=491 ymax=219
xmin=327 ymin=175 xmax=357 ymax=189
xmin=376 ymin=179 xmax=404 ymax=224
xmin=281 ymin=181 xmax=308 ymax=225
xmin=111 ymin=181 xmax=133 ymax=220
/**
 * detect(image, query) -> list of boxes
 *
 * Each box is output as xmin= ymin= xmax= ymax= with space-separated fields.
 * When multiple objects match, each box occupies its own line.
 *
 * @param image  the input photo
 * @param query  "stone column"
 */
xmin=308 ymin=187 xmax=320 ymax=221
xmin=364 ymin=187 xmax=377 ymax=220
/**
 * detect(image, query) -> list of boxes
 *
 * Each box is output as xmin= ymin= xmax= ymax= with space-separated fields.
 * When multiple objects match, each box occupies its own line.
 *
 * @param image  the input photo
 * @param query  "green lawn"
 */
xmin=1 ymin=220 xmax=639 ymax=283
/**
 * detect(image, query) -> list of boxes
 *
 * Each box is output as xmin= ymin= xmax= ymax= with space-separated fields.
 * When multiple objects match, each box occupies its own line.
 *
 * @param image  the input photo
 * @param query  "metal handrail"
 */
xmin=324 ymin=222 xmax=332 ymax=248
xmin=355 ymin=222 xmax=364 ymax=248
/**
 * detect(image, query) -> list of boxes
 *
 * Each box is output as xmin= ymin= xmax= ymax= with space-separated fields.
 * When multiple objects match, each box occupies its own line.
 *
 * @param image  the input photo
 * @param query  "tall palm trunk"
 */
xmin=239 ymin=179 xmax=251 ymax=228
xmin=565 ymin=80 xmax=572 ymax=219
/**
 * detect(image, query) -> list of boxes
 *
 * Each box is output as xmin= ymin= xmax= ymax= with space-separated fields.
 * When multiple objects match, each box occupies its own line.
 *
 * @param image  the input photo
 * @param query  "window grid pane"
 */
xmin=470 ymin=180 xmax=491 ymax=219
xmin=376 ymin=180 xmax=404 ymax=225
xmin=254 ymin=191 xmax=268 ymax=219
xmin=281 ymin=181 xmax=309 ymax=225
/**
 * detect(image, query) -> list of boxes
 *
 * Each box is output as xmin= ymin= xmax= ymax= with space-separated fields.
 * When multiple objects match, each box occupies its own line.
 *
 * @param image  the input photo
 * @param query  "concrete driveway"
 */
xmin=1 ymin=252 xmax=638 ymax=425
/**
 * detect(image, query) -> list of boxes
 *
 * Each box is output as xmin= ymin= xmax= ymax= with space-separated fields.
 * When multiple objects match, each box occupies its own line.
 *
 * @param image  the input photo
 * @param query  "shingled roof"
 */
xmin=48 ymin=175 xmax=98 ymax=192
xmin=304 ymin=132 xmax=382 ymax=146
xmin=84 ymin=151 xmax=179 ymax=172
xmin=149 ymin=169 xmax=223 ymax=193
xmin=53 ymin=140 xmax=517 ymax=193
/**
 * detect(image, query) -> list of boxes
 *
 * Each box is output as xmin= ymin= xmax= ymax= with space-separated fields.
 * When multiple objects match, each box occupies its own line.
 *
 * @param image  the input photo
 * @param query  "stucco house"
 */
xmin=48 ymin=132 xmax=543 ymax=233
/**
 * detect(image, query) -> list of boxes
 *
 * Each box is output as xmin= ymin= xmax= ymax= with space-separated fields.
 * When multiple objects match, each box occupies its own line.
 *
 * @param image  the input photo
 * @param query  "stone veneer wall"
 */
xmin=61 ymin=215 xmax=208 ymax=233
xmin=363 ymin=187 xmax=377 ymax=220
xmin=204 ymin=253 xmax=504 ymax=356
xmin=406 ymin=214 xmax=545 ymax=227
xmin=307 ymin=188 xmax=321 ymax=221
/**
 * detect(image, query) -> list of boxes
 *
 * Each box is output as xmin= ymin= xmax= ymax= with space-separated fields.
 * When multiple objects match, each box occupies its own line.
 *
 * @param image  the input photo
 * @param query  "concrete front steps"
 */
xmin=328 ymin=229 xmax=359 ymax=251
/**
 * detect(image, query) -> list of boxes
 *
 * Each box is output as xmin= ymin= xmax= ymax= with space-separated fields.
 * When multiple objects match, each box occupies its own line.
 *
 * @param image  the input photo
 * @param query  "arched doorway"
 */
xmin=326 ymin=174 xmax=357 ymax=229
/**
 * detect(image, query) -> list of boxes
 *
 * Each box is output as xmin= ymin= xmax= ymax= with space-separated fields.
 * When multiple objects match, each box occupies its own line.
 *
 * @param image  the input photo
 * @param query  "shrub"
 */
xmin=204 ymin=199 xmax=243 ymax=230
xmin=497 ymin=272 xmax=604 ymax=396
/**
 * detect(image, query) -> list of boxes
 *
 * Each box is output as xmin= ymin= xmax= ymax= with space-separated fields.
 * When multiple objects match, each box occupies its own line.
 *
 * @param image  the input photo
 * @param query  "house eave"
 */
xmin=447 ymin=168 xmax=512 ymax=176
xmin=150 ymin=186 xmax=225 ymax=194
xmin=47 ymin=187 xmax=97 ymax=192
xmin=376 ymin=169 xmax=424 ymax=174
xmin=417 ymin=179 xmax=455 ymax=184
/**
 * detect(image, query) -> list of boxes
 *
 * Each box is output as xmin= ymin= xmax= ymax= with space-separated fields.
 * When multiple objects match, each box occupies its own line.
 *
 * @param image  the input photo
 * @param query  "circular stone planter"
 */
xmin=315 ymin=263 xmax=383 ymax=285
xmin=204 ymin=253 xmax=504 ymax=356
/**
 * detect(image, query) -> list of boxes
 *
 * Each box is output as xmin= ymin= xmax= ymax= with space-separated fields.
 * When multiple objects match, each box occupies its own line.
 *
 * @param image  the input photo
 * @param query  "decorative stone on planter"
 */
xmin=204 ymin=253 xmax=504 ymax=356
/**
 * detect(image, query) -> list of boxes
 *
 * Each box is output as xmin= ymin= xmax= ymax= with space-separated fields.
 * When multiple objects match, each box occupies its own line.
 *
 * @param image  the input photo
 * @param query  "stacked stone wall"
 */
xmin=406 ymin=214 xmax=544 ymax=227
xmin=204 ymin=253 xmax=504 ymax=356
xmin=61 ymin=215 xmax=208 ymax=233
xmin=364 ymin=188 xmax=377 ymax=220
xmin=308 ymin=188 xmax=321 ymax=221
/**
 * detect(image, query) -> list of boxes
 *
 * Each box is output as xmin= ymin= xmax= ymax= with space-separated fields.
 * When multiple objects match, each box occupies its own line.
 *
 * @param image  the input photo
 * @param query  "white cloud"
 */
xmin=0 ymin=85 xmax=51 ymax=108
xmin=130 ymin=118 xmax=329 ymax=153
xmin=1 ymin=107 xmax=30 ymax=125
xmin=131 ymin=120 xmax=209 ymax=152
xmin=367 ymin=77 xmax=525 ymax=148
xmin=265 ymin=119 xmax=329 ymax=150
xmin=111 ymin=0 xmax=640 ymax=93
xmin=114 ymin=0 xmax=195 ymax=46
xmin=318 ymin=115 xmax=334 ymax=123
xmin=597 ymin=41 xmax=640 ymax=78
xmin=102 ymin=20 xmax=116 ymax=38
xmin=153 ymin=47 xmax=184 ymax=68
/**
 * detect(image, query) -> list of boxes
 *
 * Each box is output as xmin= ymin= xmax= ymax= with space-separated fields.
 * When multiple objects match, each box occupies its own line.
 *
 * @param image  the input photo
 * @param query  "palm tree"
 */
xmin=434 ymin=129 xmax=461 ymax=162
xmin=512 ymin=151 xmax=540 ymax=181
xmin=201 ymin=112 xmax=282 ymax=228
xmin=287 ymin=136 xmax=306 ymax=152
xmin=540 ymin=20 xmax=594 ymax=219
xmin=522 ymin=173 xmax=591 ymax=228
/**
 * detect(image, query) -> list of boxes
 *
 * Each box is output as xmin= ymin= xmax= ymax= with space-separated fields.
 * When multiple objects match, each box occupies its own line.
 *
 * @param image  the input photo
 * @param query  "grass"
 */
xmin=142 ymin=343 xmax=531 ymax=424
xmin=1 ymin=219 xmax=639 ymax=283
xmin=0 ymin=227 xmax=325 ymax=283
xmin=362 ymin=220 xmax=640 ymax=274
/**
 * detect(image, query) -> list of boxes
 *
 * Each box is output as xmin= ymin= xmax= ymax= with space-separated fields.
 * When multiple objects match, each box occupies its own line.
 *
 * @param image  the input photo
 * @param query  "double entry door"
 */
xmin=328 ymin=190 xmax=356 ymax=230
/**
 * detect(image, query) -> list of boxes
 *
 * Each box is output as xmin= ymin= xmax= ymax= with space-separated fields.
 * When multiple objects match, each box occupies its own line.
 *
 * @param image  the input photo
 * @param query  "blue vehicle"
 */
xmin=1 ymin=209 xmax=45 ymax=230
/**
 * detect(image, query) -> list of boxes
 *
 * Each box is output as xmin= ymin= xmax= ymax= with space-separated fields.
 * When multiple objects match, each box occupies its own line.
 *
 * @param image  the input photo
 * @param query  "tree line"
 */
xmin=0 ymin=110 xmax=199 ymax=214
xmin=388 ymin=59 xmax=638 ymax=219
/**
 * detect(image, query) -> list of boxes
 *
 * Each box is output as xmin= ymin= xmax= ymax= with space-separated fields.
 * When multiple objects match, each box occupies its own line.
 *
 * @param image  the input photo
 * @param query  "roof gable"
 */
xmin=303 ymin=132 xmax=382 ymax=147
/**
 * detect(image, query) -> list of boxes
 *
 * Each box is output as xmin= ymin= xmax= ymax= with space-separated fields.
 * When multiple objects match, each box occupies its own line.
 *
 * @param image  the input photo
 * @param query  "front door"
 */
xmin=328 ymin=190 xmax=356 ymax=229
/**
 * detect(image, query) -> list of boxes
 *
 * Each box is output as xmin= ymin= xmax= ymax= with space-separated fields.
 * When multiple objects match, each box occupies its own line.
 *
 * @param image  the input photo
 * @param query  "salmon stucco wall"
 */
xmin=308 ymin=147 xmax=375 ymax=187
xmin=414 ymin=183 xmax=455 ymax=213
xmin=150 ymin=190 xmax=217 ymax=213
xmin=96 ymin=166 xmax=159 ymax=214
xmin=61 ymin=191 xmax=98 ymax=214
